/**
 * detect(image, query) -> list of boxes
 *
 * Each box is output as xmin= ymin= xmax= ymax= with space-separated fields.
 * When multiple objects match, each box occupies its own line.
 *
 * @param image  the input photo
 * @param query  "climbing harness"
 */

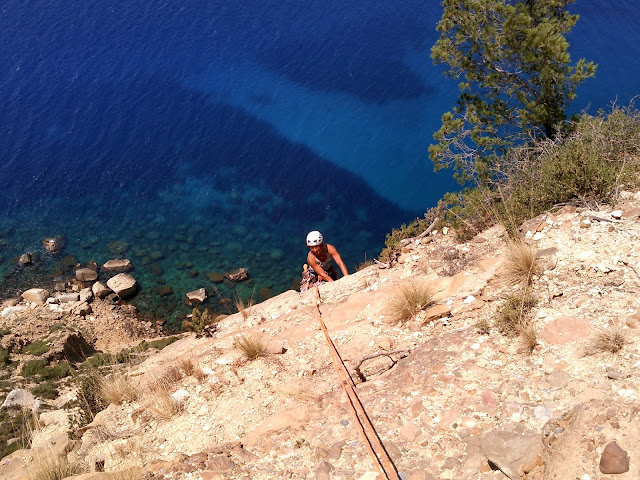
xmin=313 ymin=284 xmax=400 ymax=480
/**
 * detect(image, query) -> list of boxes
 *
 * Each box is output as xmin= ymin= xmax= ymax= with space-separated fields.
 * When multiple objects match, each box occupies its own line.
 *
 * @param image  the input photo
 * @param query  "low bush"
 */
xmin=137 ymin=335 xmax=181 ymax=352
xmin=495 ymin=290 xmax=538 ymax=336
xmin=31 ymin=382 xmax=59 ymax=400
xmin=0 ymin=347 xmax=9 ymax=365
xmin=182 ymin=308 xmax=216 ymax=333
xmin=22 ymin=340 xmax=50 ymax=356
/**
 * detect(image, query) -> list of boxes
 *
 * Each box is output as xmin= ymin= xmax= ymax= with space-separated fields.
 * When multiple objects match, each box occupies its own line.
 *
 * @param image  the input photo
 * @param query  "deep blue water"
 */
xmin=0 ymin=0 xmax=639 ymax=326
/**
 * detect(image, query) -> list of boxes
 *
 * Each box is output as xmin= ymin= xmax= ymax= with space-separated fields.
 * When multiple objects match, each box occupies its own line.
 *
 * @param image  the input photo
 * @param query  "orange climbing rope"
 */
xmin=314 ymin=284 xmax=399 ymax=480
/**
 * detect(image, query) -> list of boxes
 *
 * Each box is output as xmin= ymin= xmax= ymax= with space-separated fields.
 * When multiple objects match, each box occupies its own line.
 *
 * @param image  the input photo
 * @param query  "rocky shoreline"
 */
xmin=1 ymin=192 xmax=640 ymax=479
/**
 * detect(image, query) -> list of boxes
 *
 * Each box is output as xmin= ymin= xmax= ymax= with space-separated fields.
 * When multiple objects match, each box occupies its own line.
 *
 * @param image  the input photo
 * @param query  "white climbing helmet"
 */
xmin=306 ymin=231 xmax=324 ymax=246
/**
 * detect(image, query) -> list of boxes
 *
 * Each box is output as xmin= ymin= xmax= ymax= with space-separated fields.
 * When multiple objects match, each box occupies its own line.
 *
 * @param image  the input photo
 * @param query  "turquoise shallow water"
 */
xmin=0 ymin=0 xmax=639 ymax=327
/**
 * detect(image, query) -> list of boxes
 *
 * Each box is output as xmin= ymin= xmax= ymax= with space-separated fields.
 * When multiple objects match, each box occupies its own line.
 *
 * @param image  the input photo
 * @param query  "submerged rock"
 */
xmin=103 ymin=259 xmax=132 ymax=271
xmin=207 ymin=272 xmax=224 ymax=283
xmin=224 ymin=267 xmax=249 ymax=282
xmin=107 ymin=240 xmax=130 ymax=256
xmin=186 ymin=288 xmax=207 ymax=305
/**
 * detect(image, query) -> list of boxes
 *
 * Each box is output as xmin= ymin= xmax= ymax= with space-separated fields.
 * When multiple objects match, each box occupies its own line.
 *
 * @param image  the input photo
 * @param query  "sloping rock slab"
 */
xmin=539 ymin=317 xmax=595 ymax=345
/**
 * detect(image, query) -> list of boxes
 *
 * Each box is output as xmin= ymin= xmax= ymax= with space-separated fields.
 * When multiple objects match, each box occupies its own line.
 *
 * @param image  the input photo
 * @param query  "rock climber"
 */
xmin=300 ymin=230 xmax=349 ymax=291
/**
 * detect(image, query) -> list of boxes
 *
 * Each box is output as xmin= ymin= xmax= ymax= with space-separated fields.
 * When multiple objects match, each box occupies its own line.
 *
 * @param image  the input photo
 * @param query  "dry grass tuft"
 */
xmin=475 ymin=317 xmax=491 ymax=335
xmin=502 ymin=241 xmax=542 ymax=287
xmin=234 ymin=334 xmax=267 ymax=360
xmin=234 ymin=296 xmax=254 ymax=320
xmin=585 ymin=324 xmax=630 ymax=355
xmin=29 ymin=451 xmax=83 ymax=480
xmin=159 ymin=365 xmax=183 ymax=385
xmin=177 ymin=357 xmax=206 ymax=382
xmin=517 ymin=320 xmax=538 ymax=355
xmin=356 ymin=258 xmax=376 ymax=271
xmin=99 ymin=372 xmax=138 ymax=405
xmin=389 ymin=281 xmax=434 ymax=323
xmin=143 ymin=376 xmax=185 ymax=420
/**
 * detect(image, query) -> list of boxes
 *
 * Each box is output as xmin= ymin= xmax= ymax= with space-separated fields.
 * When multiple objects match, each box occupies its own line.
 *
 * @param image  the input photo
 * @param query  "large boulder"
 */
xmin=106 ymin=273 xmax=138 ymax=298
xmin=92 ymin=281 xmax=111 ymax=298
xmin=76 ymin=268 xmax=98 ymax=282
xmin=22 ymin=288 xmax=49 ymax=305
xmin=1 ymin=389 xmax=41 ymax=411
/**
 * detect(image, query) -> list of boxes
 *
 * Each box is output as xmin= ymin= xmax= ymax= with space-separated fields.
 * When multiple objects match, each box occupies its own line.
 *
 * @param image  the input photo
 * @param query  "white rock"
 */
xmin=171 ymin=389 xmax=190 ymax=403
xmin=533 ymin=232 xmax=545 ymax=241
xmin=464 ymin=295 xmax=475 ymax=304
xmin=22 ymin=288 xmax=49 ymax=305
xmin=1 ymin=305 xmax=28 ymax=319
xmin=611 ymin=210 xmax=623 ymax=219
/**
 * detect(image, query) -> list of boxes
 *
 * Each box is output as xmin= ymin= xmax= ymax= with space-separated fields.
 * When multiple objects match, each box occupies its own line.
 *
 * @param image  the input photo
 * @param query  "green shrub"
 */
xmin=73 ymin=373 xmax=108 ymax=426
xmin=21 ymin=359 xmax=48 ymax=377
xmin=138 ymin=335 xmax=181 ymax=351
xmin=380 ymin=105 xmax=640 ymax=246
xmin=32 ymin=381 xmax=59 ymax=400
xmin=21 ymin=359 xmax=72 ymax=380
xmin=0 ymin=327 xmax=11 ymax=337
xmin=0 ymin=347 xmax=9 ymax=365
xmin=22 ymin=340 xmax=50 ymax=356
xmin=496 ymin=290 xmax=538 ymax=336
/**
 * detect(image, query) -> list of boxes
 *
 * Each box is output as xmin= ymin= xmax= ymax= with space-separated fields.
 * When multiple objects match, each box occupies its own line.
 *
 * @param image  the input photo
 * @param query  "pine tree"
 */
xmin=429 ymin=0 xmax=596 ymax=182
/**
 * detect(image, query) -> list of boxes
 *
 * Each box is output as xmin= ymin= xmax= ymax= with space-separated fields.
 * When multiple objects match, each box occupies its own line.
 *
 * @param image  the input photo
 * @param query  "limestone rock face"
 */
xmin=102 ymin=259 xmax=132 ymax=271
xmin=106 ymin=273 xmax=138 ymax=298
xmin=22 ymin=288 xmax=49 ymax=305
xmin=76 ymin=268 xmax=98 ymax=282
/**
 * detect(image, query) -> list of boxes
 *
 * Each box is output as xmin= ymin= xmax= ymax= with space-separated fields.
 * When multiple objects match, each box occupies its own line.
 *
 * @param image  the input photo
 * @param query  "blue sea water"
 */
xmin=0 ymin=0 xmax=639 ymax=327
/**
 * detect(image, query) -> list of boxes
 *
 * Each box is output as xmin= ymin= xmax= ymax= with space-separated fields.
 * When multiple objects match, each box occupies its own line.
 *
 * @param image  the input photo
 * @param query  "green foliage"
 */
xmin=496 ymin=290 xmax=538 ymax=336
xmin=73 ymin=372 xmax=108 ymax=426
xmin=32 ymin=381 xmax=59 ymax=400
xmin=379 ymin=204 xmax=443 ymax=262
xmin=22 ymin=340 xmax=50 ymax=356
xmin=21 ymin=359 xmax=72 ymax=380
xmin=392 ymin=105 xmax=640 ymax=244
xmin=182 ymin=307 xmax=216 ymax=333
xmin=137 ymin=335 xmax=181 ymax=351
xmin=0 ymin=327 xmax=11 ymax=337
xmin=430 ymin=0 xmax=596 ymax=181
xmin=0 ymin=409 xmax=24 ymax=459
xmin=0 ymin=347 xmax=9 ymax=365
